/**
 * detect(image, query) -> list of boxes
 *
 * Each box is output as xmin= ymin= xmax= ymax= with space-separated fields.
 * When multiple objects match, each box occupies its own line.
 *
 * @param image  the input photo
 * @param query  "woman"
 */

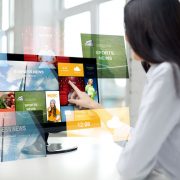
xmin=68 ymin=0 xmax=180 ymax=179
xmin=48 ymin=99 xmax=61 ymax=122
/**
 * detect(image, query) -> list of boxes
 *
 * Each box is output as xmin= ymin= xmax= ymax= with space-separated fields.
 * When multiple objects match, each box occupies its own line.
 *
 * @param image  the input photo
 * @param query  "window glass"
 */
xmin=64 ymin=11 xmax=91 ymax=57
xmin=99 ymin=0 xmax=128 ymax=107
xmin=2 ymin=0 xmax=10 ymax=31
xmin=99 ymin=0 xmax=125 ymax=35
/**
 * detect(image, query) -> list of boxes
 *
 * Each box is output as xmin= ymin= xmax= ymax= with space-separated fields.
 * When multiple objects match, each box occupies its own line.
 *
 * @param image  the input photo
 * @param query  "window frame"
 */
xmin=0 ymin=0 xmax=15 ymax=53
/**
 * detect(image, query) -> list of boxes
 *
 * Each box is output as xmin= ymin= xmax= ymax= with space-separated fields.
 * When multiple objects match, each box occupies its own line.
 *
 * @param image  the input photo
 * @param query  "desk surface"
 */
xmin=0 ymin=137 xmax=122 ymax=180
xmin=0 ymin=136 xmax=169 ymax=180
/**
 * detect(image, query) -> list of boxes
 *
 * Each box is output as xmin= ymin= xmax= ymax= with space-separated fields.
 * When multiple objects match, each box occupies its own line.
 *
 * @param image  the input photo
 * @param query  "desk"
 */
xmin=0 ymin=136 xmax=122 ymax=180
xmin=0 ymin=136 xmax=169 ymax=180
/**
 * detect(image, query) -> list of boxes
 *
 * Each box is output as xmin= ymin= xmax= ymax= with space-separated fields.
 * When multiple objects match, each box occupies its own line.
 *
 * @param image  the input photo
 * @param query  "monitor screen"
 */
xmin=0 ymin=54 xmax=100 ymax=133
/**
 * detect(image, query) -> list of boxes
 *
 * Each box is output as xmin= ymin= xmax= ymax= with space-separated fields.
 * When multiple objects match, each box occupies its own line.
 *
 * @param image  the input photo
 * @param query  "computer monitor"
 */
xmin=0 ymin=53 xmax=100 ymax=154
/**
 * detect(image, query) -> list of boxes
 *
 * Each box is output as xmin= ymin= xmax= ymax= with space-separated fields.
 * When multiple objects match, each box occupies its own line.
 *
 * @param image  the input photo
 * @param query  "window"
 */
xmin=0 ymin=0 xmax=15 ymax=53
xmin=64 ymin=12 xmax=91 ymax=57
xmin=59 ymin=0 xmax=128 ymax=107
xmin=2 ymin=0 xmax=10 ymax=31
xmin=99 ymin=0 xmax=128 ymax=107
xmin=61 ymin=0 xmax=126 ymax=57
xmin=64 ymin=0 xmax=92 ymax=9
xmin=99 ymin=0 xmax=125 ymax=35
xmin=0 ymin=0 xmax=128 ymax=107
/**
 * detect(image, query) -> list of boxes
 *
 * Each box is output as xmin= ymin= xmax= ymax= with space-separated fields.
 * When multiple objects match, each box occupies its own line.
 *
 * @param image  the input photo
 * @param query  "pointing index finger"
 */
xmin=68 ymin=81 xmax=81 ymax=96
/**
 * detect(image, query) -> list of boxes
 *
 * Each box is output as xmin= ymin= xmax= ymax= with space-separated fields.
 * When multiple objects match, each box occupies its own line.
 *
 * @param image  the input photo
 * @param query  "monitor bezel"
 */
xmin=0 ymin=53 xmax=99 ymax=133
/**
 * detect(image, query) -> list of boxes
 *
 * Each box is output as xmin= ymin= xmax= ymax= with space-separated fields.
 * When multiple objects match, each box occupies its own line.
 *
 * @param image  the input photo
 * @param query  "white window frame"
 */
xmin=0 ymin=0 xmax=15 ymax=53
xmin=56 ymin=0 xmax=113 ymax=53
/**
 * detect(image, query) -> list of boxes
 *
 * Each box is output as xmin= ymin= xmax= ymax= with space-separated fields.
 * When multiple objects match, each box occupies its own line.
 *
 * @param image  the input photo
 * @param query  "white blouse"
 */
xmin=117 ymin=62 xmax=180 ymax=180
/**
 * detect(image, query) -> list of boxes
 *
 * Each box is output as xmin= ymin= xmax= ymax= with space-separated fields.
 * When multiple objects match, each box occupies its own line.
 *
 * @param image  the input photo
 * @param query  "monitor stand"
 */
xmin=21 ymin=133 xmax=78 ymax=155
xmin=45 ymin=133 xmax=78 ymax=154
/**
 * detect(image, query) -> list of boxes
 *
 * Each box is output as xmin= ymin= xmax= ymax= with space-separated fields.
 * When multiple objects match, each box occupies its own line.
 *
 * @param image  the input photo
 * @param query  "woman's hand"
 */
xmin=68 ymin=81 xmax=102 ymax=109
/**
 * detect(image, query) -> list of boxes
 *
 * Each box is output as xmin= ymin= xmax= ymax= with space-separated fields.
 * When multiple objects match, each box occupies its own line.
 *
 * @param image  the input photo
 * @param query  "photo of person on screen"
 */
xmin=47 ymin=99 xmax=61 ymax=123
xmin=0 ymin=92 xmax=15 ymax=111
xmin=85 ymin=79 xmax=96 ymax=100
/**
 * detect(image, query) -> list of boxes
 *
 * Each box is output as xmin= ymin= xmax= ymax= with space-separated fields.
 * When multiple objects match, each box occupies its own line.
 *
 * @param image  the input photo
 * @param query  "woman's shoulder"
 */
xmin=147 ymin=62 xmax=179 ymax=81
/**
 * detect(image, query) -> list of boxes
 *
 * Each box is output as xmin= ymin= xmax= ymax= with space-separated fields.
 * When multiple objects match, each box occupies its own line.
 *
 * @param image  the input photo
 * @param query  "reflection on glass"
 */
xmin=64 ymin=0 xmax=92 ymax=9
xmin=64 ymin=11 xmax=91 ymax=57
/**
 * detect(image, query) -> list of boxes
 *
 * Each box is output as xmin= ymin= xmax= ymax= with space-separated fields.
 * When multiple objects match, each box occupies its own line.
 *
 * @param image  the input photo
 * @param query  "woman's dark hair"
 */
xmin=124 ymin=0 xmax=180 ymax=66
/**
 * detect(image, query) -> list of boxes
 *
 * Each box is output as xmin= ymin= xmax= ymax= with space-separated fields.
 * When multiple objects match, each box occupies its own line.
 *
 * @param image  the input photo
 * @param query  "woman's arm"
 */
xmin=68 ymin=81 xmax=131 ymax=141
